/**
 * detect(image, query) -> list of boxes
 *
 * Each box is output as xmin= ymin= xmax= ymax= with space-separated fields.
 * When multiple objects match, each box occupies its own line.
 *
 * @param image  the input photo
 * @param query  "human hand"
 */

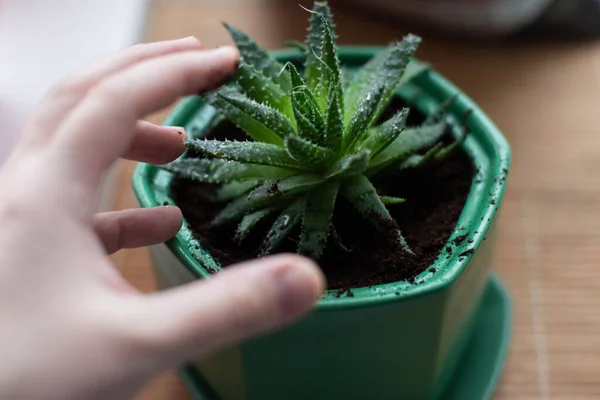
xmin=0 ymin=37 xmax=325 ymax=400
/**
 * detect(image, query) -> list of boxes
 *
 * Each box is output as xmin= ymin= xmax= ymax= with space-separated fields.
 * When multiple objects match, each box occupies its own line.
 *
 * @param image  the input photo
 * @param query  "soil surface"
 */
xmin=169 ymin=99 xmax=475 ymax=290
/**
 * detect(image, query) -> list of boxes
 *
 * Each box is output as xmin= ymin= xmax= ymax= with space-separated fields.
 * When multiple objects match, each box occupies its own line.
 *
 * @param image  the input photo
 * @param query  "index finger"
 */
xmin=50 ymin=46 xmax=239 ymax=211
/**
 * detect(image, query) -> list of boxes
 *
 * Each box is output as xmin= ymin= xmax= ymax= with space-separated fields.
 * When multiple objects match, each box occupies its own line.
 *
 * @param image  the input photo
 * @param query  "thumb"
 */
xmin=132 ymin=254 xmax=325 ymax=367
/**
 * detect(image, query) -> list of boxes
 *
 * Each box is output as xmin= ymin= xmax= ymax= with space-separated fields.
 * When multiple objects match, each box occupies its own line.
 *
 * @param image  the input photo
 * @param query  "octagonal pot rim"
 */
xmin=132 ymin=45 xmax=511 ymax=311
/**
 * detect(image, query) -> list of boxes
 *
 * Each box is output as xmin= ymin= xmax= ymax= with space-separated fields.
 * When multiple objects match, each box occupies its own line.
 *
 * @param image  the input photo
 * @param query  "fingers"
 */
xmin=122 ymin=122 xmax=187 ymax=165
xmin=19 ymin=37 xmax=202 ymax=150
xmin=52 ymin=46 xmax=239 ymax=202
xmin=93 ymin=207 xmax=182 ymax=254
xmin=132 ymin=255 xmax=325 ymax=366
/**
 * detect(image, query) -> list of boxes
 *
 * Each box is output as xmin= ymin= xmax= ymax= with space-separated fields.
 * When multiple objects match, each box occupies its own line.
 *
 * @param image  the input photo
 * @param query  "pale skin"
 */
xmin=0 ymin=37 xmax=325 ymax=399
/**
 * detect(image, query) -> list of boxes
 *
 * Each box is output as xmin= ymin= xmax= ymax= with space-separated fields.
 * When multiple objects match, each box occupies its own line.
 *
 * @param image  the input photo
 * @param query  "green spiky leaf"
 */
xmin=260 ymin=199 xmax=303 ymax=256
xmin=235 ymin=61 xmax=294 ymax=120
xmin=299 ymin=180 xmax=339 ymax=259
xmin=380 ymin=195 xmax=406 ymax=205
xmin=285 ymin=136 xmax=334 ymax=166
xmin=168 ymin=5 xmax=459 ymax=260
xmin=248 ymin=175 xmax=325 ymax=202
xmin=326 ymin=150 xmax=370 ymax=179
xmin=341 ymin=175 xmax=412 ymax=253
xmin=357 ymin=108 xmax=409 ymax=156
xmin=404 ymin=122 xmax=468 ymax=170
xmin=344 ymin=34 xmax=421 ymax=124
xmin=287 ymin=62 xmax=306 ymax=90
xmin=224 ymin=23 xmax=290 ymax=91
xmin=212 ymin=193 xmax=262 ymax=226
xmin=343 ymin=83 xmax=386 ymax=151
xmin=292 ymin=100 xmax=322 ymax=144
xmin=217 ymin=89 xmax=296 ymax=139
xmin=399 ymin=143 xmax=444 ymax=170
xmin=235 ymin=208 xmax=273 ymax=243
xmin=324 ymin=87 xmax=344 ymax=152
xmin=303 ymin=2 xmax=335 ymax=92
xmin=186 ymin=139 xmax=311 ymax=171
xmin=341 ymin=68 xmax=351 ymax=90
xmin=432 ymin=129 xmax=467 ymax=163
xmin=368 ymin=121 xmax=447 ymax=173
xmin=205 ymin=91 xmax=283 ymax=145
xmin=318 ymin=12 xmax=343 ymax=113
xmin=423 ymin=95 xmax=457 ymax=126
xmin=287 ymin=63 xmax=323 ymax=124
xmin=160 ymin=158 xmax=294 ymax=183
xmin=288 ymin=63 xmax=325 ymax=143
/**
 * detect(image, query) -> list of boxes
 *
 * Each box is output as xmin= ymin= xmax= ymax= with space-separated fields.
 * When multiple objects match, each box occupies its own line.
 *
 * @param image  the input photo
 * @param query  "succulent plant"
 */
xmin=161 ymin=1 xmax=466 ymax=260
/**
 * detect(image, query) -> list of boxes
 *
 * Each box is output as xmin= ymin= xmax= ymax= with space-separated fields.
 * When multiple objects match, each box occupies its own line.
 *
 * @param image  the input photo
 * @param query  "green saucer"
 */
xmin=177 ymin=273 xmax=512 ymax=400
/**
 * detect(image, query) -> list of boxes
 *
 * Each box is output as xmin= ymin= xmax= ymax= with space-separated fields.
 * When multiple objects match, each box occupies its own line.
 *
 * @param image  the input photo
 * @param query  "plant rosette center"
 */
xmin=160 ymin=1 xmax=469 ymax=269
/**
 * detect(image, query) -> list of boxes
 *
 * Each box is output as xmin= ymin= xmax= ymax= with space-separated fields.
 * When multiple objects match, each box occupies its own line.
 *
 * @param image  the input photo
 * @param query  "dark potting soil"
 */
xmin=169 ymin=99 xmax=475 ymax=290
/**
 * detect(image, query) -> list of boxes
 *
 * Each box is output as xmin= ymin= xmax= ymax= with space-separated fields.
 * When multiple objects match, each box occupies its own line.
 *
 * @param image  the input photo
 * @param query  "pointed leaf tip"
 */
xmin=260 ymin=198 xmax=303 ymax=256
xmin=344 ymin=34 xmax=421 ymax=124
xmin=223 ymin=23 xmax=291 ymax=91
xmin=235 ymin=208 xmax=273 ymax=243
xmin=304 ymin=1 xmax=337 ymax=98
xmin=380 ymin=195 xmax=406 ymax=205
xmin=341 ymin=175 xmax=413 ymax=254
xmin=357 ymin=107 xmax=409 ymax=157
xmin=368 ymin=121 xmax=447 ymax=174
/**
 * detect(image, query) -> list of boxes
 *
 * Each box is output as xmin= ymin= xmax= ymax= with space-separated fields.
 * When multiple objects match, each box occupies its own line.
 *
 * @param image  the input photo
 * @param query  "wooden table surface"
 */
xmin=110 ymin=1 xmax=600 ymax=399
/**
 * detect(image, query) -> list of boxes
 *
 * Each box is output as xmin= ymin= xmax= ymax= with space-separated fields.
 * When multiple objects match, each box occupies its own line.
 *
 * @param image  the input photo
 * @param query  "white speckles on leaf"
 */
xmin=298 ymin=180 xmax=339 ymax=259
xmin=344 ymin=34 xmax=421 ymax=124
xmin=218 ymin=89 xmax=296 ymax=140
xmin=368 ymin=121 xmax=446 ymax=173
xmin=324 ymin=87 xmax=343 ymax=153
xmin=185 ymin=139 xmax=314 ymax=171
xmin=165 ymin=6 xmax=442 ymax=260
xmin=260 ymin=199 xmax=304 ymax=255
xmin=358 ymin=107 xmax=409 ymax=157
xmin=344 ymin=83 xmax=386 ymax=152
xmin=204 ymin=90 xmax=283 ymax=145
xmin=224 ymin=23 xmax=291 ymax=91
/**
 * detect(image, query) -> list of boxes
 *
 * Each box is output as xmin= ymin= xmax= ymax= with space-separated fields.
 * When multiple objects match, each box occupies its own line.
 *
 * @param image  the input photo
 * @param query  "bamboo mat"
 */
xmin=109 ymin=1 xmax=600 ymax=399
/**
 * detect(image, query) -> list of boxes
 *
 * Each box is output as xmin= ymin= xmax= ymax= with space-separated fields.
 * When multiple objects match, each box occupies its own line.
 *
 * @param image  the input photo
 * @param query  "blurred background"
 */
xmin=0 ymin=0 xmax=147 ymax=210
xmin=2 ymin=0 xmax=600 ymax=399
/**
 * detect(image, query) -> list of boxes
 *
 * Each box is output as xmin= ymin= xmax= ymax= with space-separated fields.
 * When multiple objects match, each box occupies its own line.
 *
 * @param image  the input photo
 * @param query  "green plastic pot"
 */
xmin=132 ymin=46 xmax=511 ymax=400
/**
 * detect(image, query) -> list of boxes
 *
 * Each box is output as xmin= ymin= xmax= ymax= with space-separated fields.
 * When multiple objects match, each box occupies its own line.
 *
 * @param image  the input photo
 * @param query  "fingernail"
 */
xmin=275 ymin=262 xmax=324 ymax=315
xmin=210 ymin=46 xmax=240 ymax=63
xmin=170 ymin=126 xmax=188 ymax=141
xmin=181 ymin=36 xmax=200 ymax=44
xmin=195 ymin=47 xmax=240 ymax=96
